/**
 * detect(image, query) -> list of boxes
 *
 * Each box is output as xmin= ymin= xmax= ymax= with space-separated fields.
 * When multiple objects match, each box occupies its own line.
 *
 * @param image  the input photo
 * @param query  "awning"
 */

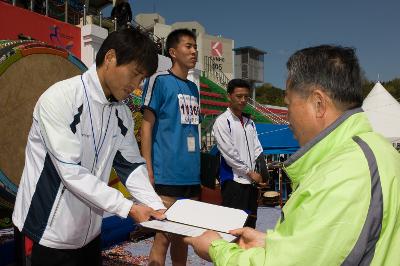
xmin=255 ymin=124 xmax=299 ymax=154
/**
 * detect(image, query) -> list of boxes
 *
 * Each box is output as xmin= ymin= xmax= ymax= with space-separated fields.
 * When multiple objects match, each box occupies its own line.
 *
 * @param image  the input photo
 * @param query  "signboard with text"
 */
xmin=0 ymin=2 xmax=81 ymax=57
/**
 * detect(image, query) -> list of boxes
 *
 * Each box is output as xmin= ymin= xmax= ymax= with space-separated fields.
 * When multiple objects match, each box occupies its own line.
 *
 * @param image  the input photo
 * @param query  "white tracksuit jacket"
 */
xmin=212 ymin=108 xmax=263 ymax=184
xmin=12 ymin=65 xmax=164 ymax=249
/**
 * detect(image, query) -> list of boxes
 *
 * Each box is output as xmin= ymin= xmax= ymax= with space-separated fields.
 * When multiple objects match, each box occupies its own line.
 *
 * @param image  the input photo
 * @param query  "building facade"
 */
xmin=135 ymin=13 xmax=235 ymax=80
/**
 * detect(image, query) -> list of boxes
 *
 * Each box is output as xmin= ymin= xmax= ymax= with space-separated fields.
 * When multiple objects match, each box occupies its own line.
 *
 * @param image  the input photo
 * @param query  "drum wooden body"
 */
xmin=261 ymin=190 xmax=280 ymax=207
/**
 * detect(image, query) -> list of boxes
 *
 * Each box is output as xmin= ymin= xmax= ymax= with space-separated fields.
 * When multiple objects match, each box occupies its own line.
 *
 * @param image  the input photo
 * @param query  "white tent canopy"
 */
xmin=362 ymin=82 xmax=400 ymax=144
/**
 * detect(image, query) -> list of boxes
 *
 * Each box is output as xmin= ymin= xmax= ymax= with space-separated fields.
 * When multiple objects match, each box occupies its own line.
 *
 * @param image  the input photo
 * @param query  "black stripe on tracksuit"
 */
xmin=70 ymin=104 xmax=83 ymax=134
xmin=112 ymin=151 xmax=144 ymax=185
xmin=115 ymin=109 xmax=127 ymax=136
xmin=22 ymin=153 xmax=62 ymax=243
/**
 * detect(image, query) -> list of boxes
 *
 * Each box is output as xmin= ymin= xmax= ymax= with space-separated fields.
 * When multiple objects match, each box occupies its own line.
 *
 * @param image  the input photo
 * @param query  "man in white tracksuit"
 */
xmin=213 ymin=79 xmax=264 ymax=228
xmin=12 ymin=28 xmax=165 ymax=266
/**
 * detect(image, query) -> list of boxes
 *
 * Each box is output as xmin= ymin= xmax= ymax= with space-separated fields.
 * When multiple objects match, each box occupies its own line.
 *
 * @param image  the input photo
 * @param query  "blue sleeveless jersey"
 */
xmin=141 ymin=70 xmax=200 ymax=185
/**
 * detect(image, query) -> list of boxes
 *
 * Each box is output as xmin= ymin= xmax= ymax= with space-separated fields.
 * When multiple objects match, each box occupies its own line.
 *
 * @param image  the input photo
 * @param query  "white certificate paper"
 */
xmin=140 ymin=199 xmax=248 ymax=242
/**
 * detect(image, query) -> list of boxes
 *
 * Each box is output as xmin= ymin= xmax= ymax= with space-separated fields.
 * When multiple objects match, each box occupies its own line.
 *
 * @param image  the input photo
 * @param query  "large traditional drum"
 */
xmin=0 ymin=40 xmax=86 ymax=210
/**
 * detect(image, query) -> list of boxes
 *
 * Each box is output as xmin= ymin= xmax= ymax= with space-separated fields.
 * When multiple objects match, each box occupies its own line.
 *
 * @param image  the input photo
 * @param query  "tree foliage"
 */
xmin=361 ymin=78 xmax=400 ymax=101
xmin=255 ymin=83 xmax=285 ymax=106
xmin=381 ymin=79 xmax=400 ymax=101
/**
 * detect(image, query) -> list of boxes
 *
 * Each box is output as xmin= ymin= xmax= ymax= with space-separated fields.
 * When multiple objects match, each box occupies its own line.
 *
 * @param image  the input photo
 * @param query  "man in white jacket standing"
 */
xmin=12 ymin=28 xmax=165 ymax=266
xmin=213 ymin=79 xmax=264 ymax=228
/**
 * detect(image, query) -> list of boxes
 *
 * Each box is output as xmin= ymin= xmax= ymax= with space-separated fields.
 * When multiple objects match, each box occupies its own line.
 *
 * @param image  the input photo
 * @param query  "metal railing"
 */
xmin=202 ymin=115 xmax=218 ymax=144
xmin=8 ymin=0 xmax=83 ymax=25
xmin=131 ymin=19 xmax=165 ymax=55
xmin=89 ymin=18 xmax=165 ymax=54
xmin=203 ymin=56 xmax=229 ymax=88
xmin=7 ymin=0 xmax=165 ymax=53
xmin=201 ymin=115 xmax=217 ymax=150
xmin=247 ymin=98 xmax=288 ymax=125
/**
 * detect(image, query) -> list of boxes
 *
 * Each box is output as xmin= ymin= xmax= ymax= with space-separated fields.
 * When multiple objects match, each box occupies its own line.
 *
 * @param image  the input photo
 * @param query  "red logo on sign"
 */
xmin=211 ymin=41 xmax=223 ymax=57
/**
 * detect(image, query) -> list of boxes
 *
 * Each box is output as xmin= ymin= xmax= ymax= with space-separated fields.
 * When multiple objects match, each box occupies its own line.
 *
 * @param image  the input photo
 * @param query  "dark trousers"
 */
xmin=221 ymin=180 xmax=259 ymax=228
xmin=14 ymin=227 xmax=102 ymax=266
xmin=14 ymin=226 xmax=29 ymax=266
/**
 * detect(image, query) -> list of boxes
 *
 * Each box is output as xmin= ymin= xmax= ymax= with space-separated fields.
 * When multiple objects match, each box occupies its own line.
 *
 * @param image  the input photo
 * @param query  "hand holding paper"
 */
xmin=230 ymin=227 xmax=266 ymax=249
xmin=129 ymin=204 xmax=166 ymax=223
xmin=140 ymin=199 xmax=248 ymax=241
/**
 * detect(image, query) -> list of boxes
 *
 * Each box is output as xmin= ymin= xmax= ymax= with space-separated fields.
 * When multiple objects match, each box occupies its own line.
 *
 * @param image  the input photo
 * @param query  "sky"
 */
xmin=105 ymin=0 xmax=400 ymax=89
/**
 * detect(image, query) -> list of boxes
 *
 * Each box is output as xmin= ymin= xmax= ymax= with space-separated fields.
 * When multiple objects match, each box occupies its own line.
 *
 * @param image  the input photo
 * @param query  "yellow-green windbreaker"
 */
xmin=210 ymin=108 xmax=400 ymax=266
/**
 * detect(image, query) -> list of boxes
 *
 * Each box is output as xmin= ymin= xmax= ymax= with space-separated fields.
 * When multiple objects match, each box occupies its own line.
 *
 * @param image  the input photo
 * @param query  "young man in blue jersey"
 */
xmin=141 ymin=29 xmax=200 ymax=266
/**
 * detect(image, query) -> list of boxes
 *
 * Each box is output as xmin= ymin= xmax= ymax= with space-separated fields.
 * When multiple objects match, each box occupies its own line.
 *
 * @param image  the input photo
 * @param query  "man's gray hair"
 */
xmin=286 ymin=45 xmax=363 ymax=110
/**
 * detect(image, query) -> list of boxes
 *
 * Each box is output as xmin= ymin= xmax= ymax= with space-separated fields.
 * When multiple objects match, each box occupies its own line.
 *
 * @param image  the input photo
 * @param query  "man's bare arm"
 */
xmin=141 ymin=109 xmax=156 ymax=185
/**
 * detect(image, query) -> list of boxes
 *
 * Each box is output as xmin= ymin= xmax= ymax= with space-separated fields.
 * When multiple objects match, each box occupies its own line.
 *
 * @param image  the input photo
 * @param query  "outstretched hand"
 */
xmin=128 ymin=204 xmax=166 ymax=223
xmin=230 ymin=227 xmax=266 ymax=249
xmin=184 ymin=230 xmax=222 ymax=262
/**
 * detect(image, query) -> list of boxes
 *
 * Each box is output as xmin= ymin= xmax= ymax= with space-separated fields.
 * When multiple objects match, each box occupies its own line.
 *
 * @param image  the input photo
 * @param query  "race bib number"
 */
xmin=178 ymin=94 xmax=199 ymax=125
xmin=190 ymin=96 xmax=200 ymax=124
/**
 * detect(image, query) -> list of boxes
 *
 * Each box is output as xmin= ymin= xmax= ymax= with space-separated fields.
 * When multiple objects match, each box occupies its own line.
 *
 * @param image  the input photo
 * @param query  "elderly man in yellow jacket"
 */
xmin=185 ymin=45 xmax=400 ymax=266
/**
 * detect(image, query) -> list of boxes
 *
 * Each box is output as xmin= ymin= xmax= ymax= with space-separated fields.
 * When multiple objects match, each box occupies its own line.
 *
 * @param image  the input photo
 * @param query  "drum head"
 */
xmin=0 ymin=41 xmax=85 ymax=187
xmin=263 ymin=191 xmax=279 ymax=198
